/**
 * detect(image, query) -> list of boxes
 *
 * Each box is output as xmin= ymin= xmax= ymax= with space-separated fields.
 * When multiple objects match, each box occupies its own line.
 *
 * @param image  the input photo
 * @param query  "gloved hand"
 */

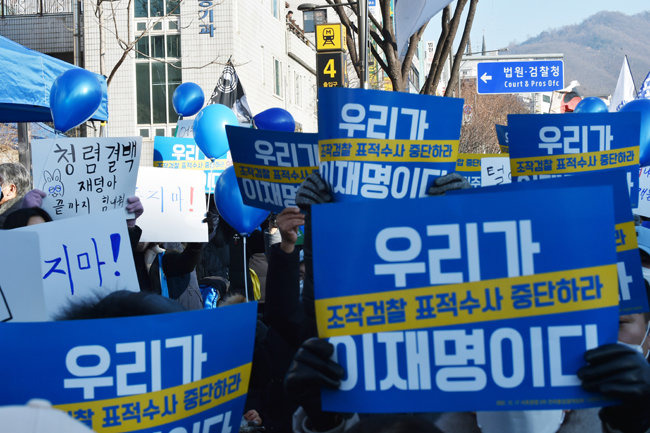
xmin=21 ymin=189 xmax=46 ymax=209
xmin=578 ymin=343 xmax=650 ymax=433
xmin=285 ymin=338 xmax=345 ymax=431
xmin=126 ymin=196 xmax=144 ymax=228
xmin=427 ymin=172 xmax=470 ymax=196
xmin=296 ymin=172 xmax=333 ymax=209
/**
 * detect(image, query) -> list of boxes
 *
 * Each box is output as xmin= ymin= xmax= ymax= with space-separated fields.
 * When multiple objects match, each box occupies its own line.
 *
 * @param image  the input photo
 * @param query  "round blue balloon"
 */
xmin=574 ymin=97 xmax=608 ymax=113
xmin=620 ymin=99 xmax=650 ymax=166
xmin=49 ymin=69 xmax=103 ymax=133
xmin=172 ymin=82 xmax=205 ymax=117
xmin=254 ymin=107 xmax=295 ymax=132
xmin=215 ymin=166 xmax=269 ymax=235
xmin=193 ymin=104 xmax=238 ymax=159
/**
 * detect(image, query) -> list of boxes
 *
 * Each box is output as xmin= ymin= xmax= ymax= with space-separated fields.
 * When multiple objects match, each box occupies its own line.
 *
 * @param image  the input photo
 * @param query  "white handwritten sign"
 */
xmin=136 ymin=167 xmax=208 ymax=242
xmin=31 ymin=137 xmax=142 ymax=219
xmin=176 ymin=119 xmax=194 ymax=138
xmin=0 ymin=230 xmax=48 ymax=322
xmin=15 ymin=210 xmax=139 ymax=319
xmin=481 ymin=156 xmax=512 ymax=187
xmin=636 ymin=167 xmax=650 ymax=218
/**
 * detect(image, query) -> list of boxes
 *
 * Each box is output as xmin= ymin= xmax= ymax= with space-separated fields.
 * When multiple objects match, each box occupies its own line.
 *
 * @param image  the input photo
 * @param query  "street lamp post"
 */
xmin=298 ymin=1 xmax=368 ymax=89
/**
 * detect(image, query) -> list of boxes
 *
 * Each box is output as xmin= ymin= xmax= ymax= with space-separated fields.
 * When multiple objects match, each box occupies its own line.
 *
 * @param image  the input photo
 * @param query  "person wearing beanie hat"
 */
xmin=0 ymin=399 xmax=96 ymax=433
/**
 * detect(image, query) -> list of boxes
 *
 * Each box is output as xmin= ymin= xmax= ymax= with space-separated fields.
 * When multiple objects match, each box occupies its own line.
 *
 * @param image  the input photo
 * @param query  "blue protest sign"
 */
xmin=451 ymin=169 xmax=648 ymax=314
xmin=225 ymin=126 xmax=319 ymax=213
xmin=477 ymin=60 xmax=564 ymax=94
xmin=508 ymin=112 xmax=641 ymax=207
xmin=317 ymin=88 xmax=463 ymax=202
xmin=0 ymin=302 xmax=257 ymax=432
xmin=312 ymin=185 xmax=619 ymax=412
xmin=495 ymin=124 xmax=509 ymax=154
xmin=153 ymin=137 xmax=231 ymax=194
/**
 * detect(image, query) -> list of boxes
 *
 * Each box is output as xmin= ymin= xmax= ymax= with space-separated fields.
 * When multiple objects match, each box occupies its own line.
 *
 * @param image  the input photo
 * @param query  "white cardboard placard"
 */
xmin=0 ymin=230 xmax=48 ymax=322
xmin=17 ymin=210 xmax=139 ymax=319
xmin=481 ymin=156 xmax=512 ymax=187
xmin=136 ymin=167 xmax=208 ymax=242
xmin=31 ymin=137 xmax=142 ymax=219
xmin=636 ymin=167 xmax=650 ymax=217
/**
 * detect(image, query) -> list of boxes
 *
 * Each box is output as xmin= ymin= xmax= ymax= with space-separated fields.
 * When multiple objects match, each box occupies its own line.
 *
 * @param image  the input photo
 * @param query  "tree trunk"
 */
xmin=445 ymin=0 xmax=478 ymax=97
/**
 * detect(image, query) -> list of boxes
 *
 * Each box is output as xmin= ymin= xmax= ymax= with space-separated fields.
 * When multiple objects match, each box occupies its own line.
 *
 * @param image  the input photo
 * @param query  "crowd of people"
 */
xmin=1 ymin=160 xmax=649 ymax=433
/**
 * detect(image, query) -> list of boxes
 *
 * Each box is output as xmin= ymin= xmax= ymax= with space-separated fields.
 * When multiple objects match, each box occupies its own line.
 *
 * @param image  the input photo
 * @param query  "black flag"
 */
xmin=209 ymin=61 xmax=253 ymax=124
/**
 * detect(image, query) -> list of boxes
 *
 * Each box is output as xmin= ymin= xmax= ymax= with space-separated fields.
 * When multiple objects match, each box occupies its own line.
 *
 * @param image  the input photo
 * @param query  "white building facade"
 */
xmin=81 ymin=0 xmax=317 ymax=151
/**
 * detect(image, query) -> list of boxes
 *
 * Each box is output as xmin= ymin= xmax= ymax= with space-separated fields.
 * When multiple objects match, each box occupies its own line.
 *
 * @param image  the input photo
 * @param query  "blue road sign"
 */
xmin=477 ymin=60 xmax=564 ymax=94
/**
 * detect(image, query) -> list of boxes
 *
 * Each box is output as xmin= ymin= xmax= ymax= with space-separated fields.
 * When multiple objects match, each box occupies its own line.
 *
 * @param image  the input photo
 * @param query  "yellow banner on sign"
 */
xmin=616 ymin=221 xmax=638 ymax=253
xmin=233 ymin=163 xmax=318 ymax=184
xmin=319 ymin=138 xmax=459 ymax=163
xmin=316 ymin=23 xmax=346 ymax=51
xmin=511 ymin=147 xmax=638 ymax=176
xmin=153 ymin=160 xmax=231 ymax=171
xmin=54 ymin=363 xmax=251 ymax=432
xmin=315 ymin=264 xmax=618 ymax=338
xmin=456 ymin=153 xmax=502 ymax=172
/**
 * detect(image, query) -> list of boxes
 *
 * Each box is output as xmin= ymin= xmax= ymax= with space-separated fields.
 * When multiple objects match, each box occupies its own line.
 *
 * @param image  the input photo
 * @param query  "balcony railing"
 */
xmin=1 ymin=0 xmax=71 ymax=17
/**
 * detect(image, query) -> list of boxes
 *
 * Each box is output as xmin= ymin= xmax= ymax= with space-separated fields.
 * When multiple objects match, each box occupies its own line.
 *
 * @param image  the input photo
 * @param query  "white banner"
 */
xmin=13 ymin=210 xmax=139 ymax=319
xmin=136 ymin=167 xmax=208 ymax=242
xmin=636 ymin=167 xmax=650 ymax=217
xmin=0 ymin=230 xmax=48 ymax=322
xmin=31 ymin=137 xmax=142 ymax=219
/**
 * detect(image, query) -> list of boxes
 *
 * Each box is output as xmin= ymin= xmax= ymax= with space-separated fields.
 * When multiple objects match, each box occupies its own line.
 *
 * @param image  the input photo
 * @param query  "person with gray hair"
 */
xmin=0 ymin=162 xmax=31 ymax=224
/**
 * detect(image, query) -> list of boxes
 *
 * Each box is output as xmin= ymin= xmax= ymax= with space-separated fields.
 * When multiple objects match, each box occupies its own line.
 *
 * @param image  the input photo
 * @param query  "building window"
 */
xmin=271 ymin=0 xmax=280 ymax=19
xmin=294 ymin=72 xmax=302 ymax=107
xmin=135 ymin=0 xmax=179 ymax=18
xmin=273 ymin=58 xmax=282 ymax=97
xmin=135 ymin=30 xmax=182 ymax=126
xmin=303 ymin=9 xmax=326 ymax=33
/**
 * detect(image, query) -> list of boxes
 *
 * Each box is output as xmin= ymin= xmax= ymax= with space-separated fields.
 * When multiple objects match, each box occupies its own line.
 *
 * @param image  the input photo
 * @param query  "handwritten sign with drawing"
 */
xmin=31 ymin=137 xmax=142 ymax=219
xmin=136 ymin=167 xmax=208 ymax=242
xmin=14 ymin=210 xmax=139 ymax=319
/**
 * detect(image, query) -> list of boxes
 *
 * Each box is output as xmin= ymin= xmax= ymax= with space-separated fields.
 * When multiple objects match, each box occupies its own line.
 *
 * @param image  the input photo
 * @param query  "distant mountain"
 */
xmin=505 ymin=11 xmax=650 ymax=96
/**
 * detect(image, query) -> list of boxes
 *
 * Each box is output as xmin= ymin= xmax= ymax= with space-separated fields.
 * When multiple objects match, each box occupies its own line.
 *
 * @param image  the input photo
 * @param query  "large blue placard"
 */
xmin=317 ymin=88 xmax=463 ymax=202
xmin=153 ymin=137 xmax=231 ymax=194
xmin=452 ymin=170 xmax=648 ymax=314
xmin=508 ymin=112 xmax=641 ymax=207
xmin=312 ymin=184 xmax=619 ymax=412
xmin=225 ymin=127 xmax=319 ymax=213
xmin=0 ymin=302 xmax=257 ymax=432
xmin=477 ymin=60 xmax=564 ymax=94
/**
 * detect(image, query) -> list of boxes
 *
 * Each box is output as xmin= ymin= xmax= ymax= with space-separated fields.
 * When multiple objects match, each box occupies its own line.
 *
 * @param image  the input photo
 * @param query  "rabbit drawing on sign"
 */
xmin=43 ymin=169 xmax=64 ymax=198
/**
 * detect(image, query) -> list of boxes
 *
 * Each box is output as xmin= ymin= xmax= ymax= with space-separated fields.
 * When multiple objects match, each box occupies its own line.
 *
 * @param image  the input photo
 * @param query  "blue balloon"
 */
xmin=254 ymin=107 xmax=295 ymax=132
xmin=620 ymin=99 xmax=650 ymax=166
xmin=574 ymin=97 xmax=608 ymax=113
xmin=193 ymin=104 xmax=238 ymax=159
xmin=173 ymin=82 xmax=205 ymax=117
xmin=215 ymin=166 xmax=269 ymax=235
xmin=49 ymin=69 xmax=103 ymax=133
